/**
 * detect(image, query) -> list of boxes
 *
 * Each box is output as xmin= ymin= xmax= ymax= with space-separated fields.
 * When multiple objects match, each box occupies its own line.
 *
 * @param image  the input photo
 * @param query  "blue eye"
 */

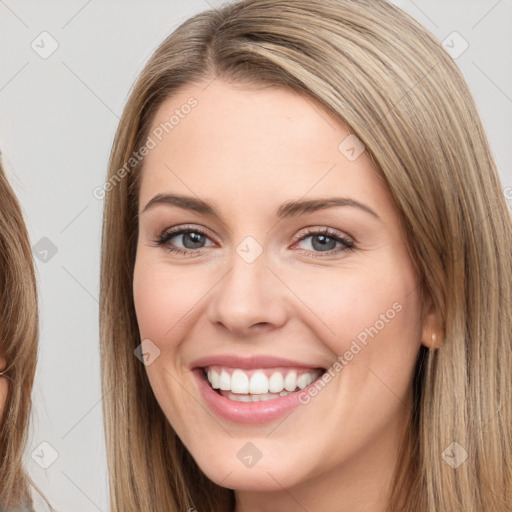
xmin=154 ymin=226 xmax=355 ymax=258
xmin=155 ymin=226 xmax=214 ymax=256
xmin=295 ymin=229 xmax=355 ymax=257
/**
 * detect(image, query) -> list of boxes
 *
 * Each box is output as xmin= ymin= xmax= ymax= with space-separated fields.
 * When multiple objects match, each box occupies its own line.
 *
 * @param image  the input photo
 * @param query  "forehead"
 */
xmin=139 ymin=79 xmax=391 ymax=217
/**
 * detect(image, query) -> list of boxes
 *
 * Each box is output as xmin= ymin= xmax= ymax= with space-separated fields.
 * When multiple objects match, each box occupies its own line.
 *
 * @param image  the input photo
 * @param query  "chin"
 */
xmin=187 ymin=441 xmax=306 ymax=492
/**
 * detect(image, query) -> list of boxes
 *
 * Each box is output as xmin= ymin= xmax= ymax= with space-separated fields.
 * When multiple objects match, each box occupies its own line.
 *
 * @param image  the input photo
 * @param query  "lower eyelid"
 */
xmin=155 ymin=228 xmax=354 ymax=255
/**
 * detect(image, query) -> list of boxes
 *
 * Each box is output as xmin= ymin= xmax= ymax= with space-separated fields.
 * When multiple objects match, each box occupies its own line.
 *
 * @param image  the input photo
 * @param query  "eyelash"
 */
xmin=153 ymin=224 xmax=355 ymax=258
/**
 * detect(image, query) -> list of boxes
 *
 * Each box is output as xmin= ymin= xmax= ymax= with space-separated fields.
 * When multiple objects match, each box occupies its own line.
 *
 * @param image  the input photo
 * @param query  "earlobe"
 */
xmin=423 ymin=331 xmax=441 ymax=349
xmin=420 ymin=294 xmax=443 ymax=349
xmin=421 ymin=321 xmax=443 ymax=349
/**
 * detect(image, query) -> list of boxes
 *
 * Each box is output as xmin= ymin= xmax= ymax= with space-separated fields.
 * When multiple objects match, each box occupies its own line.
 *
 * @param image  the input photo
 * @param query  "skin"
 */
xmin=133 ymin=79 xmax=441 ymax=512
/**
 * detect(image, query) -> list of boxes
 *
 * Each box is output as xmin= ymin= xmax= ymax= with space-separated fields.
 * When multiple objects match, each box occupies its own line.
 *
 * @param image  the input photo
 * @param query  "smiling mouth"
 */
xmin=201 ymin=365 xmax=325 ymax=402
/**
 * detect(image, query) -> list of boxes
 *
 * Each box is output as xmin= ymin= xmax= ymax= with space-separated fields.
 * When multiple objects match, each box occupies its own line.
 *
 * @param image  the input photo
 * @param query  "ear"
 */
xmin=420 ymin=292 xmax=443 ymax=349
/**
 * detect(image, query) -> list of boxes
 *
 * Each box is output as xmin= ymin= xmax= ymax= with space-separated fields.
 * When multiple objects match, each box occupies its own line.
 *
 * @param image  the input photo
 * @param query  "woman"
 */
xmin=99 ymin=0 xmax=512 ymax=510
xmin=0 ymin=154 xmax=39 ymax=511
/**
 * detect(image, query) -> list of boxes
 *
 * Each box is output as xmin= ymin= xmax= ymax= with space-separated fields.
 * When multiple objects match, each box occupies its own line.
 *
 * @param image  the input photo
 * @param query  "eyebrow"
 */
xmin=141 ymin=193 xmax=380 ymax=221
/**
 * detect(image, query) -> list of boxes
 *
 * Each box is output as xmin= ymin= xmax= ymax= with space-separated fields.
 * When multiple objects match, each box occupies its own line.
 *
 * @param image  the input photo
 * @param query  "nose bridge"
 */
xmin=208 ymin=235 xmax=286 ymax=333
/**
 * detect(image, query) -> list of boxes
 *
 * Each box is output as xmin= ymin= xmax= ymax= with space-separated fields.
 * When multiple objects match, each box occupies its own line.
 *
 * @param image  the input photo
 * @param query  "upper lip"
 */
xmin=189 ymin=354 xmax=326 ymax=371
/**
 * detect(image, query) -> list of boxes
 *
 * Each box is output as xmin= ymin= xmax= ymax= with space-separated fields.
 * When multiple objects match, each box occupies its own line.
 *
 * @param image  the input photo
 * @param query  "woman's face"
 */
xmin=133 ymin=80 xmax=435 ymax=502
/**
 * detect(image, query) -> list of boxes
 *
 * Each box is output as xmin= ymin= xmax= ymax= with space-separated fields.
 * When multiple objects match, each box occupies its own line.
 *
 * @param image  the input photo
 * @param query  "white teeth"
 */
xmin=205 ymin=366 xmax=323 ymax=396
xmin=297 ymin=372 xmax=316 ymax=389
xmin=208 ymin=369 xmax=220 ymax=389
xmin=219 ymin=370 xmax=230 ymax=391
xmin=297 ymin=373 xmax=309 ymax=390
xmin=284 ymin=370 xmax=297 ymax=392
xmin=220 ymin=391 xmax=289 ymax=402
xmin=268 ymin=372 xmax=284 ymax=393
xmin=249 ymin=372 xmax=268 ymax=394
xmin=231 ymin=369 xmax=249 ymax=394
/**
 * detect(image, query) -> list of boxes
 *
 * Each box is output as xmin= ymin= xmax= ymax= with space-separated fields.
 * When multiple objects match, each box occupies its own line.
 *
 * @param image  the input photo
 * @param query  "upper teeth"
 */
xmin=205 ymin=366 xmax=322 ymax=394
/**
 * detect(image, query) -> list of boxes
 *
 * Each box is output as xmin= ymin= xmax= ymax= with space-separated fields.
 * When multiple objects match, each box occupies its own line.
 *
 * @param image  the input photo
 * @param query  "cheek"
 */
xmin=132 ymin=257 xmax=197 ymax=417
xmin=133 ymin=257 xmax=200 ymax=343
xmin=286 ymin=262 xmax=419 ymax=346
xmin=284 ymin=258 xmax=422 ymax=404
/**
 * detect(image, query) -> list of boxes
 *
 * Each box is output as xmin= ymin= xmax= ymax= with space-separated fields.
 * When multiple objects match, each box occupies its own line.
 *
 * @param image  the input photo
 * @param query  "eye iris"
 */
xmin=312 ymin=234 xmax=336 ymax=251
xmin=182 ymin=232 xmax=205 ymax=249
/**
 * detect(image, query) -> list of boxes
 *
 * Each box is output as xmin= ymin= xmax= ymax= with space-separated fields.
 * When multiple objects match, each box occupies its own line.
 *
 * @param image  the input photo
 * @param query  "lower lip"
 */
xmin=192 ymin=369 xmax=316 ymax=425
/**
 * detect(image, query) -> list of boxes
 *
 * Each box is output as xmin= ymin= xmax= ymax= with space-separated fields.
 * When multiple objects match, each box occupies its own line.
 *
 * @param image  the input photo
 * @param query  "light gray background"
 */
xmin=0 ymin=1 xmax=510 ymax=511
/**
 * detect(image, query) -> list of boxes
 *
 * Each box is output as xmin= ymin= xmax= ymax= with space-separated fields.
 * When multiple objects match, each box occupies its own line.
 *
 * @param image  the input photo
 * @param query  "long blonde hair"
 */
xmin=99 ymin=1 xmax=512 ymax=510
xmin=0 ymin=153 xmax=39 ymax=510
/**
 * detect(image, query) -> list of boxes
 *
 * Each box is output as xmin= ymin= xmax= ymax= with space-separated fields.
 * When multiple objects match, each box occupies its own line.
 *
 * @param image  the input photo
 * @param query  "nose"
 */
xmin=207 ymin=245 xmax=288 ymax=337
